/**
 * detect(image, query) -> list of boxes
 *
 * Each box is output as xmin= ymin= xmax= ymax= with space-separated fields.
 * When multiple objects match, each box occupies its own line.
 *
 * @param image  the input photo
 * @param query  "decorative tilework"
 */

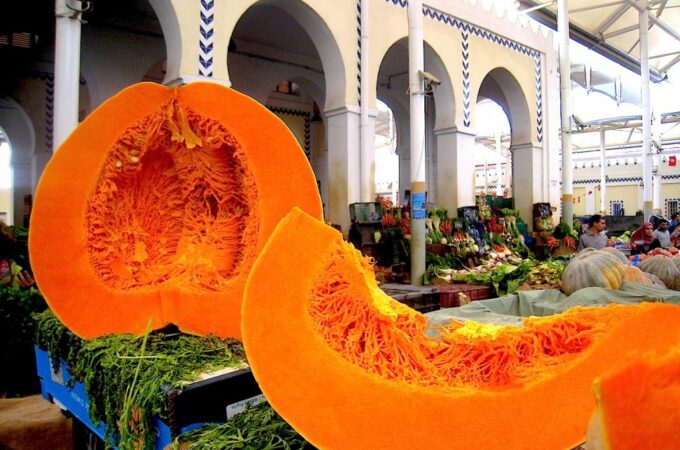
xmin=45 ymin=75 xmax=54 ymax=152
xmin=534 ymin=54 xmax=543 ymax=143
xmin=267 ymin=106 xmax=312 ymax=159
xmin=357 ymin=0 xmax=362 ymax=104
xmin=199 ymin=0 xmax=215 ymax=77
xmin=462 ymin=31 xmax=471 ymax=127
xmin=386 ymin=0 xmax=543 ymax=141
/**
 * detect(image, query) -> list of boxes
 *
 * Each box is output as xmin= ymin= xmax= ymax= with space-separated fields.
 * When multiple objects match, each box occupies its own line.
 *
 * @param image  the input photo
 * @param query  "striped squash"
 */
xmin=561 ymin=250 xmax=626 ymax=295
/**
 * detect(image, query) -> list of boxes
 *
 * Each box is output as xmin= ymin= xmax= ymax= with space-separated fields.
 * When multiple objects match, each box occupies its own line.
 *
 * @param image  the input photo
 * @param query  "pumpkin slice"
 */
xmin=242 ymin=208 xmax=680 ymax=450
xmin=589 ymin=349 xmax=680 ymax=450
xmin=29 ymin=83 xmax=322 ymax=339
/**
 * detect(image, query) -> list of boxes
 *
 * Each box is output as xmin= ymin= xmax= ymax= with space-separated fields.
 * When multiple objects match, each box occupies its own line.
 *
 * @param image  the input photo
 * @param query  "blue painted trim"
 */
xmin=199 ymin=0 xmax=215 ymax=77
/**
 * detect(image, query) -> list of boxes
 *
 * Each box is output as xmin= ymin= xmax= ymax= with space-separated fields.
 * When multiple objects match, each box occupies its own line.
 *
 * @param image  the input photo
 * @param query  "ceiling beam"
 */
xmin=518 ymin=0 xmax=665 ymax=81
xmin=593 ymin=2 xmax=632 ymax=35
xmin=604 ymin=23 xmax=640 ymax=39
xmin=660 ymin=53 xmax=680 ymax=73
xmin=625 ymin=0 xmax=680 ymax=44
xmin=570 ymin=1 xmax=627 ymax=14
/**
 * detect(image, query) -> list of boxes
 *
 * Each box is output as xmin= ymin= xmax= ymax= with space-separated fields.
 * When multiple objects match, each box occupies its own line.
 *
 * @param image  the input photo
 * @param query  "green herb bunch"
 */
xmin=35 ymin=309 xmax=246 ymax=450
xmin=173 ymin=402 xmax=313 ymax=450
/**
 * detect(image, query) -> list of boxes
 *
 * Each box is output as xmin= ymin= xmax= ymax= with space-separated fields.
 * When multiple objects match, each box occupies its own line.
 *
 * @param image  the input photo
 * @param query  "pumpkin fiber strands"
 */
xmin=29 ymin=83 xmax=322 ymax=339
xmin=242 ymin=208 xmax=680 ymax=450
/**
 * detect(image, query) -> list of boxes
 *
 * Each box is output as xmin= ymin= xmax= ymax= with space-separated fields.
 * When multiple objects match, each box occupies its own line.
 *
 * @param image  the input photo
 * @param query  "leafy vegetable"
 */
xmin=35 ymin=310 xmax=246 ymax=449
xmin=172 ymin=402 xmax=312 ymax=450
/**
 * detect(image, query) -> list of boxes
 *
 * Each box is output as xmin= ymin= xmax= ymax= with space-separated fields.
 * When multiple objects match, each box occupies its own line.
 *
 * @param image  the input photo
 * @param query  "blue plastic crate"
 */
xmin=35 ymin=347 xmax=261 ymax=449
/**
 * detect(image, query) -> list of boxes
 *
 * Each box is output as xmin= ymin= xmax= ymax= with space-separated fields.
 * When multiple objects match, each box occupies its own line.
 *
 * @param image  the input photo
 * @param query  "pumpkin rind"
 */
xmin=561 ymin=250 xmax=626 ymax=295
xmin=599 ymin=247 xmax=630 ymax=265
xmin=621 ymin=266 xmax=653 ymax=285
xmin=29 ymin=82 xmax=322 ymax=339
xmin=637 ymin=255 xmax=680 ymax=291
xmin=242 ymin=208 xmax=680 ymax=450
xmin=590 ymin=350 xmax=680 ymax=450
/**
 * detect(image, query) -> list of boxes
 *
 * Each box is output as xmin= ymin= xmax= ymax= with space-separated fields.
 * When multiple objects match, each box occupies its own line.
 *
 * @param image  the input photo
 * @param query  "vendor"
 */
xmin=652 ymin=219 xmax=671 ymax=249
xmin=577 ymin=214 xmax=608 ymax=251
xmin=630 ymin=222 xmax=655 ymax=255
xmin=0 ymin=221 xmax=34 ymax=289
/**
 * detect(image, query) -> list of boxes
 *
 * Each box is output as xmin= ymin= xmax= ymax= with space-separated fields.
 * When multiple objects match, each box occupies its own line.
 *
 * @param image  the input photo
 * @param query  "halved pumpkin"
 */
xmin=589 ymin=349 xmax=680 ymax=450
xmin=242 ymin=208 xmax=680 ymax=450
xmin=29 ymin=83 xmax=322 ymax=339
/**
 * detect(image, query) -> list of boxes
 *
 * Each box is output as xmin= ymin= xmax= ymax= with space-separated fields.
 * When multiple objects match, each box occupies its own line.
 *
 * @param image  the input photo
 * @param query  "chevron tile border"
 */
xmin=45 ymin=75 xmax=54 ymax=152
xmin=199 ymin=0 xmax=215 ymax=77
xmin=534 ymin=55 xmax=543 ymax=143
xmin=357 ymin=0 xmax=362 ymax=104
xmin=462 ymin=31 xmax=471 ymax=127
xmin=386 ymin=0 xmax=543 ymax=140
xmin=267 ymin=106 xmax=312 ymax=159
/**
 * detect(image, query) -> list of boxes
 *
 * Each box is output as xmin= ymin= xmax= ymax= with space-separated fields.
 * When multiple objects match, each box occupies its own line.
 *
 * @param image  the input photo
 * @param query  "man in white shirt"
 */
xmin=652 ymin=219 xmax=671 ymax=249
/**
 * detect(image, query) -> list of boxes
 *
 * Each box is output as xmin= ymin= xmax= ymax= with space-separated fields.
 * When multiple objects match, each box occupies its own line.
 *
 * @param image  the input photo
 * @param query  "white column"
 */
xmin=640 ymin=0 xmax=653 ymax=218
xmin=359 ymin=0 xmax=373 ymax=201
xmin=511 ymin=143 xmax=544 ymax=225
xmin=435 ymin=127 xmax=476 ymax=215
xmin=325 ymin=106 xmax=361 ymax=234
xmin=54 ymin=0 xmax=82 ymax=151
xmin=558 ymin=0 xmax=574 ymax=224
xmin=408 ymin=0 xmax=426 ymax=285
xmin=599 ymin=127 xmax=607 ymax=214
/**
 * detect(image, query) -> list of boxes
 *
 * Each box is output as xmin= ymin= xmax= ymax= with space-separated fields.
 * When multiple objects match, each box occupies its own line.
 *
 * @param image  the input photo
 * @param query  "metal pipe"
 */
xmin=54 ymin=0 xmax=82 ymax=151
xmin=640 ymin=0 xmax=653 ymax=218
xmin=600 ymin=127 xmax=607 ymax=213
xmin=408 ymin=0 xmax=426 ymax=286
xmin=359 ymin=0 xmax=372 ymax=201
xmin=558 ymin=0 xmax=574 ymax=225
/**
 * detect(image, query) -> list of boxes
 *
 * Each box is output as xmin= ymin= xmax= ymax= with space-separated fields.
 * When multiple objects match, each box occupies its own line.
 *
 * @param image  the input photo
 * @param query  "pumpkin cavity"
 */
xmin=308 ymin=240 xmax=634 ymax=389
xmin=86 ymin=98 xmax=258 ymax=291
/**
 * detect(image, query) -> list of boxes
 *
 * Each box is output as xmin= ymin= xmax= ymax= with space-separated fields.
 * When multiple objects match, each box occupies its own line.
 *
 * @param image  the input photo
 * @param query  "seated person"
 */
xmin=630 ymin=222 xmax=655 ymax=255
xmin=652 ymin=219 xmax=671 ymax=249
xmin=0 ymin=221 xmax=34 ymax=289
xmin=577 ymin=214 xmax=608 ymax=251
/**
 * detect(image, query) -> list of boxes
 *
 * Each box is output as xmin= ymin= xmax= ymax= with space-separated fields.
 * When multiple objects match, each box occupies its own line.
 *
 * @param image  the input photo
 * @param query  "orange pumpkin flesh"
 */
xmin=242 ymin=208 xmax=680 ymax=450
xmin=29 ymin=82 xmax=322 ymax=339
xmin=591 ymin=350 xmax=680 ymax=450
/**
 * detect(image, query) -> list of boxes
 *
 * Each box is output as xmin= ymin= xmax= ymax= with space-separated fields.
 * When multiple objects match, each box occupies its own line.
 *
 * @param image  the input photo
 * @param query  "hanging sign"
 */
xmin=411 ymin=192 xmax=426 ymax=219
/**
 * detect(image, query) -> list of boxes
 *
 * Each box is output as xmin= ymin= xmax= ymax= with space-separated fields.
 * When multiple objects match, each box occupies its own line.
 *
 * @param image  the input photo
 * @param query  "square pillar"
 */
xmin=511 ymin=143 xmax=544 ymax=224
xmin=324 ymin=105 xmax=360 ymax=234
xmin=435 ymin=127 xmax=476 ymax=214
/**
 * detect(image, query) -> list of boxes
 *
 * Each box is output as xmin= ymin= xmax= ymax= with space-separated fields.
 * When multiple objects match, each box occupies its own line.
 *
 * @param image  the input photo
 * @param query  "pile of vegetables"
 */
xmin=0 ymin=286 xmax=47 ymax=395
xmin=35 ymin=310 xmax=247 ymax=449
xmin=172 ymin=402 xmax=311 ymax=450
xmin=523 ymin=260 xmax=566 ymax=288
xmin=451 ymin=260 xmax=535 ymax=296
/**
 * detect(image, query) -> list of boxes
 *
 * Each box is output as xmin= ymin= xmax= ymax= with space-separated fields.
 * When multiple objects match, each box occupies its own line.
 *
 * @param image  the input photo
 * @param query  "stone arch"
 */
xmin=226 ymin=0 xmax=346 ymax=111
xmin=377 ymin=37 xmax=456 ymax=204
xmin=476 ymin=67 xmax=531 ymax=146
xmin=375 ymin=37 xmax=455 ymax=131
xmin=0 ymin=97 xmax=35 ymax=225
xmin=477 ymin=67 xmax=539 ymax=223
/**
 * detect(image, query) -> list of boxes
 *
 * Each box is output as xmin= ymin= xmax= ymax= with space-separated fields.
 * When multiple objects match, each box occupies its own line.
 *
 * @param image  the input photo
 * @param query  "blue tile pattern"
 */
xmin=199 ymin=0 xmax=215 ymax=77
xmin=386 ymin=0 xmax=543 ymax=141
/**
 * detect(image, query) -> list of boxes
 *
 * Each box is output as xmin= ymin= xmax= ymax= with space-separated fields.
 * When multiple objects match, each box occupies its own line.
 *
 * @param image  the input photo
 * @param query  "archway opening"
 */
xmin=375 ymin=100 xmax=398 ymax=205
xmin=0 ymin=128 xmax=11 ymax=224
xmin=230 ymin=3 xmax=344 ymax=213
xmin=474 ymin=99 xmax=511 ymax=198
xmin=377 ymin=38 xmax=454 ymax=205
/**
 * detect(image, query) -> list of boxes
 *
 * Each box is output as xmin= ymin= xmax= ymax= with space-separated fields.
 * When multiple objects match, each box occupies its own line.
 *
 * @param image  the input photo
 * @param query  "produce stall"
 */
xmin=8 ymin=81 xmax=680 ymax=450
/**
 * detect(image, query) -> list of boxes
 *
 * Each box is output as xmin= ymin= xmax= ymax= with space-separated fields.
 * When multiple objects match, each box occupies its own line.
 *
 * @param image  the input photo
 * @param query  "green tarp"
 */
xmin=426 ymin=282 xmax=680 ymax=328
